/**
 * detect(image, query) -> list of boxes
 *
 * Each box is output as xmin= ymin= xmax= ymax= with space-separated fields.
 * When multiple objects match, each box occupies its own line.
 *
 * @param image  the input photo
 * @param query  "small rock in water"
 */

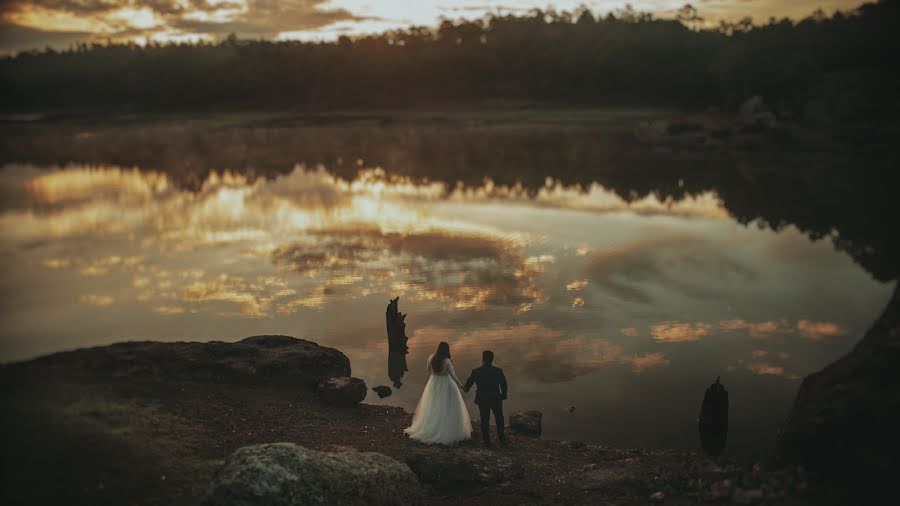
xmin=565 ymin=405 xmax=576 ymax=413
xmin=372 ymin=385 xmax=392 ymax=398
xmin=650 ymin=491 xmax=665 ymax=502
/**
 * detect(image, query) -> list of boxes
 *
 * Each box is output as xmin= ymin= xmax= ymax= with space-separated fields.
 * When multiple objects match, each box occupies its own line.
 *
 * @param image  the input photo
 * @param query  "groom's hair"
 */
xmin=482 ymin=350 xmax=494 ymax=364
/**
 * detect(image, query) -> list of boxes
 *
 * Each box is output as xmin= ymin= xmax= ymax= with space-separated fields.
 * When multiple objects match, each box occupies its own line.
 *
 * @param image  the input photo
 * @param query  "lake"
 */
xmin=0 ymin=114 xmax=895 ymax=456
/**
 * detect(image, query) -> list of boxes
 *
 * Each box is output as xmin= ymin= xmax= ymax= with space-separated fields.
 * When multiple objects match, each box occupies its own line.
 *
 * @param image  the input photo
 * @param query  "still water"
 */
xmin=0 ymin=122 xmax=893 ymax=456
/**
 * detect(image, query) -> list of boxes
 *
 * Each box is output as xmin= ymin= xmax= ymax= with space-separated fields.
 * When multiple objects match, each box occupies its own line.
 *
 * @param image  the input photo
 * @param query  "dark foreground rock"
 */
xmin=9 ymin=335 xmax=350 ymax=388
xmin=779 ymin=285 xmax=900 ymax=499
xmin=317 ymin=376 xmax=367 ymax=405
xmin=509 ymin=411 xmax=542 ymax=437
xmin=205 ymin=442 xmax=421 ymax=506
xmin=405 ymin=447 xmax=524 ymax=494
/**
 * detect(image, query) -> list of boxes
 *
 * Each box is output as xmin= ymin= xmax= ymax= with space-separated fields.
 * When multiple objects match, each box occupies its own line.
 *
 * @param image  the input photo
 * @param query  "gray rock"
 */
xmin=19 ymin=335 xmax=350 ymax=388
xmin=205 ymin=442 xmax=421 ymax=506
xmin=317 ymin=376 xmax=367 ymax=405
xmin=509 ymin=411 xmax=542 ymax=436
xmin=405 ymin=448 xmax=524 ymax=495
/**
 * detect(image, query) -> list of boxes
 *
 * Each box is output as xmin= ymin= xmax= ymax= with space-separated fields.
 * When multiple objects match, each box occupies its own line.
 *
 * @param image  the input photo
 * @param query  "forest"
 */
xmin=1 ymin=1 xmax=898 ymax=119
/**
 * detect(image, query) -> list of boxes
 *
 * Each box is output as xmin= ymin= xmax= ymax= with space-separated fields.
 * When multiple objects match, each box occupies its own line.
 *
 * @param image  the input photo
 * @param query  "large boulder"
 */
xmin=509 ymin=411 xmax=542 ymax=437
xmin=317 ymin=376 xmax=367 ymax=405
xmin=779 ymin=285 xmax=900 ymax=499
xmin=405 ymin=448 xmax=523 ymax=495
xmin=205 ymin=443 xmax=421 ymax=506
xmin=15 ymin=335 xmax=350 ymax=388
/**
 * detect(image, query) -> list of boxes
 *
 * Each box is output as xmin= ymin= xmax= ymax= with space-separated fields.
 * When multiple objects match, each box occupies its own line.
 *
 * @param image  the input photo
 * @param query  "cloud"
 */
xmin=386 ymin=230 xmax=515 ymax=262
xmin=42 ymin=258 xmax=71 ymax=269
xmin=412 ymin=322 xmax=670 ymax=383
xmin=175 ymin=273 xmax=296 ymax=317
xmin=272 ymin=226 xmax=540 ymax=311
xmin=650 ymin=321 xmax=712 ymax=343
xmin=0 ymin=18 xmax=91 ymax=55
xmin=719 ymin=318 xmax=788 ymax=339
xmin=648 ymin=318 xmax=848 ymax=343
xmin=796 ymin=320 xmax=846 ymax=340
xmin=620 ymin=327 xmax=638 ymax=337
xmin=153 ymin=305 xmax=184 ymax=315
xmin=40 ymin=253 xmax=144 ymax=276
xmin=746 ymin=362 xmax=784 ymax=376
xmin=583 ymin=235 xmax=754 ymax=304
xmin=565 ymin=279 xmax=588 ymax=291
xmin=571 ymin=297 xmax=584 ymax=308
xmin=79 ymin=293 xmax=114 ymax=306
xmin=1 ymin=0 xmax=370 ymax=52
xmin=630 ymin=352 xmax=670 ymax=373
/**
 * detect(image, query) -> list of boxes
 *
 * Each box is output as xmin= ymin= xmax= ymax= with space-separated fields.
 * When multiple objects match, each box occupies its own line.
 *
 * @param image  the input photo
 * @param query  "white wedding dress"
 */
xmin=404 ymin=355 xmax=472 ymax=445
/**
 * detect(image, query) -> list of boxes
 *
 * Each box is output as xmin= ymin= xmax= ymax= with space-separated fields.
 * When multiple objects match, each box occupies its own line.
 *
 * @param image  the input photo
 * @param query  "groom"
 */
xmin=464 ymin=350 xmax=508 ymax=446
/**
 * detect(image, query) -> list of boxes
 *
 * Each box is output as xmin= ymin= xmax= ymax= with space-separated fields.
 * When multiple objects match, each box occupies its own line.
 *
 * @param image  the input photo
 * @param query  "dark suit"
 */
xmin=464 ymin=364 xmax=508 ymax=443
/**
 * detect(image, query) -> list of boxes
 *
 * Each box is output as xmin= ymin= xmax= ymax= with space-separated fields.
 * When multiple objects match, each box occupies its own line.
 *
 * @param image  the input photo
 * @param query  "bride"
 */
xmin=404 ymin=341 xmax=472 ymax=445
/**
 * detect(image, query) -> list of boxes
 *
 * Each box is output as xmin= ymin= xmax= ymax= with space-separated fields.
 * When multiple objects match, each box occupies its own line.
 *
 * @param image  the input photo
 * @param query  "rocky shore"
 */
xmin=0 ymin=334 xmax=874 ymax=505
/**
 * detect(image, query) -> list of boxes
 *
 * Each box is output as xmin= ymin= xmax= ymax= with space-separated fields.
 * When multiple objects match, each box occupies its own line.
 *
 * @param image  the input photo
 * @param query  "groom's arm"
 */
xmin=463 ymin=371 xmax=476 ymax=392
xmin=498 ymin=368 xmax=508 ymax=400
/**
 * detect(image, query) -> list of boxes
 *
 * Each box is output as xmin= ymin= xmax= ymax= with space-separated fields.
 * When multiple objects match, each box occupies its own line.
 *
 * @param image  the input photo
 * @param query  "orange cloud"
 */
xmin=153 ymin=305 xmax=185 ymax=315
xmin=746 ymin=362 xmax=784 ymax=376
xmin=650 ymin=322 xmax=712 ymax=343
xmin=797 ymin=320 xmax=846 ymax=340
xmin=411 ymin=322 xmax=669 ymax=382
xmin=719 ymin=319 xmax=787 ymax=338
xmin=565 ymin=279 xmax=589 ymax=291
xmin=630 ymin=352 xmax=670 ymax=372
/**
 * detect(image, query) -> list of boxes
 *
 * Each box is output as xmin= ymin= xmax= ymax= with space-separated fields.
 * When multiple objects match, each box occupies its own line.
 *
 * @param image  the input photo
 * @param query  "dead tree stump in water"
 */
xmin=698 ymin=376 xmax=729 ymax=457
xmin=386 ymin=296 xmax=409 ymax=388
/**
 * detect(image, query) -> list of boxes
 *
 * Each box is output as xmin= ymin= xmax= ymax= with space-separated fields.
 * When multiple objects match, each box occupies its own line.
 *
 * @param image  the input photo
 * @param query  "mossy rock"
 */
xmin=205 ymin=443 xmax=422 ymax=506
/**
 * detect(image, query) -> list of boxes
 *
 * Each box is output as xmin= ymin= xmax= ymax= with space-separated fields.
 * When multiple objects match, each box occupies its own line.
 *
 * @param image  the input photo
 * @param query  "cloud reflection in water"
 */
xmin=0 ymin=162 xmax=891 ymax=453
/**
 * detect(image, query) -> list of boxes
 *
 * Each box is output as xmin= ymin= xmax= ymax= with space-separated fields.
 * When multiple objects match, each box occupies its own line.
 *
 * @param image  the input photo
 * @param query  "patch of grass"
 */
xmin=63 ymin=394 xmax=221 ymax=501
xmin=66 ymin=396 xmax=185 ymax=436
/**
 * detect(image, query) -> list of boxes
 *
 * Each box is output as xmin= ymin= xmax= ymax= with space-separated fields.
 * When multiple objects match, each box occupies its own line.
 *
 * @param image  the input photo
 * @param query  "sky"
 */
xmin=0 ymin=0 xmax=868 ymax=55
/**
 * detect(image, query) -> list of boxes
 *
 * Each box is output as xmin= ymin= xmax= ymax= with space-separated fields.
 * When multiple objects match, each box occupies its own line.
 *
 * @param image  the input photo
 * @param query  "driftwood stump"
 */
xmin=386 ymin=296 xmax=409 ymax=388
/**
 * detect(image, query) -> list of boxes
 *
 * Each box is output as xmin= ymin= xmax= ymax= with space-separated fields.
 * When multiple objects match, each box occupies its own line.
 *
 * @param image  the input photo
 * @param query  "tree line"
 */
xmin=1 ymin=1 xmax=897 ymax=119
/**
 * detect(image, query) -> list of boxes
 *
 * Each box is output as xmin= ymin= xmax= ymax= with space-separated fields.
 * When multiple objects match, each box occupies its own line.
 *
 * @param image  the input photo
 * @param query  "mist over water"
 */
xmin=0 ymin=120 xmax=894 ymax=456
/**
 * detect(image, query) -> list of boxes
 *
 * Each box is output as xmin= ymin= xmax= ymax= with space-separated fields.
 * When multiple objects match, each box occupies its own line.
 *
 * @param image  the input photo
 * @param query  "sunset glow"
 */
xmin=0 ymin=0 xmax=868 ymax=54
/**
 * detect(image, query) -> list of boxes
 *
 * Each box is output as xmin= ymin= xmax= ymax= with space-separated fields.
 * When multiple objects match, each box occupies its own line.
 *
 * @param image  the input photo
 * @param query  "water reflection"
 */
xmin=0 ymin=160 xmax=894 ymax=455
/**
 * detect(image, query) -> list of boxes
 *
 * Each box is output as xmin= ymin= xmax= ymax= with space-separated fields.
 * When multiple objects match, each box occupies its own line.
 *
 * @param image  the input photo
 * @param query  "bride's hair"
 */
xmin=431 ymin=341 xmax=451 ymax=372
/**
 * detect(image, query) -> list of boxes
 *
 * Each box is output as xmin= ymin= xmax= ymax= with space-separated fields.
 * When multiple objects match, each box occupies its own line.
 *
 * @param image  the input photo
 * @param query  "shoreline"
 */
xmin=0 ymin=335 xmax=816 ymax=505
